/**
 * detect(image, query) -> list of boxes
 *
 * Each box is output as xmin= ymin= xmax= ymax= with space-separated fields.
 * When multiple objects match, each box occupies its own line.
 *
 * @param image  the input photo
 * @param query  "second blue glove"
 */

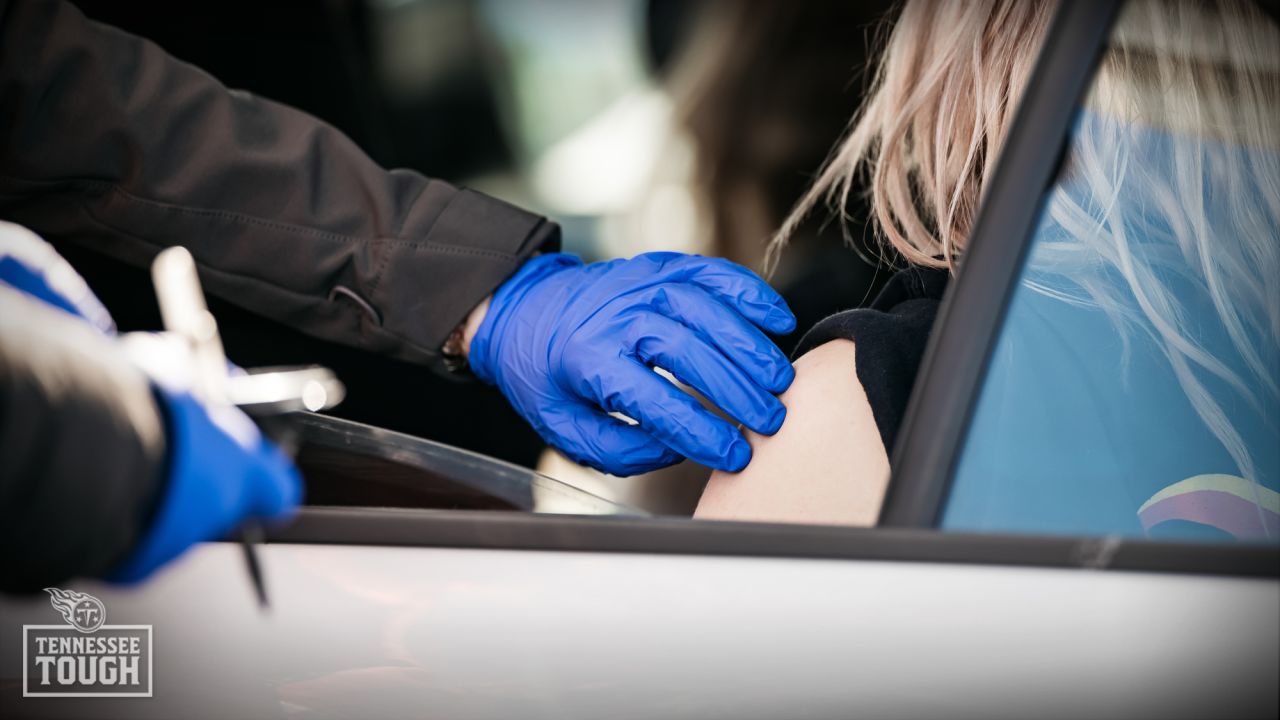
xmin=109 ymin=387 xmax=302 ymax=583
xmin=469 ymin=252 xmax=796 ymax=476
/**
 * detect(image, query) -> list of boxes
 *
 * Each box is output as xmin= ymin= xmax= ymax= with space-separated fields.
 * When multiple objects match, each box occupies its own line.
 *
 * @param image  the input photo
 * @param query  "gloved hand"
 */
xmin=1 ymin=225 xmax=301 ymax=582
xmin=469 ymin=252 xmax=796 ymax=476
xmin=0 ymin=220 xmax=114 ymax=333
xmin=110 ymin=333 xmax=302 ymax=582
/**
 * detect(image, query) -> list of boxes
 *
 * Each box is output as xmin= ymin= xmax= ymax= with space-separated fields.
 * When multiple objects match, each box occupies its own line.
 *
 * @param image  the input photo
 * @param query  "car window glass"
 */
xmin=942 ymin=0 xmax=1280 ymax=543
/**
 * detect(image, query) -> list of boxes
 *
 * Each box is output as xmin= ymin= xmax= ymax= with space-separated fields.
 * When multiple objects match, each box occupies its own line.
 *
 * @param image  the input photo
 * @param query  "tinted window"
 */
xmin=942 ymin=1 xmax=1280 ymax=543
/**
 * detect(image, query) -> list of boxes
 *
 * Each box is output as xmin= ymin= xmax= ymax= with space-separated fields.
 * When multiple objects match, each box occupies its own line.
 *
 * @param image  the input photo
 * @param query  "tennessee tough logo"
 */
xmin=22 ymin=587 xmax=153 ymax=697
xmin=44 ymin=587 xmax=106 ymax=633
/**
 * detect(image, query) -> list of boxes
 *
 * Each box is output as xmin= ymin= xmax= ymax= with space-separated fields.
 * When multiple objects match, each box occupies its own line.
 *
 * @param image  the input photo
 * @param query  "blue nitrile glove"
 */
xmin=110 ymin=383 xmax=302 ymax=583
xmin=0 ymin=226 xmax=300 ymax=581
xmin=109 ymin=333 xmax=302 ymax=582
xmin=0 ymin=221 xmax=115 ymax=333
xmin=469 ymin=252 xmax=797 ymax=476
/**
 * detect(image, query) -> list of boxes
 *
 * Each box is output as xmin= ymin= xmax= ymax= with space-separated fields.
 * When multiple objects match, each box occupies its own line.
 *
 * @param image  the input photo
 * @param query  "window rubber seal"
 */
xmin=261 ymin=507 xmax=1280 ymax=579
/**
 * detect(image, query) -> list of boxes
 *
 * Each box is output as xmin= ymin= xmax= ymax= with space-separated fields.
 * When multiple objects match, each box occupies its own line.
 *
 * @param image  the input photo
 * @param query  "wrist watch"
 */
xmin=441 ymin=323 xmax=469 ymax=374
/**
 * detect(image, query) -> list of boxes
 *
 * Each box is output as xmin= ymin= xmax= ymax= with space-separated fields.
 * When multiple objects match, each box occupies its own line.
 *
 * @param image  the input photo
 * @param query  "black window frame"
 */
xmin=262 ymin=0 xmax=1279 ymax=581
xmin=879 ymin=0 xmax=1121 ymax=527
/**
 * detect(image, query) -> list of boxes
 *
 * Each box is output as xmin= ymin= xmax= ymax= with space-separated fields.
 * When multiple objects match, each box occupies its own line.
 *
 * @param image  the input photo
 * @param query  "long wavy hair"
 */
xmin=772 ymin=0 xmax=1280 ymax=496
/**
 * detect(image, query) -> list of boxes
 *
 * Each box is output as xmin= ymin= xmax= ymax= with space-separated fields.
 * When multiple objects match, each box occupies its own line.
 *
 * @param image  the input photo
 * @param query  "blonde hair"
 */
xmin=767 ymin=0 xmax=1056 ymax=273
xmin=1041 ymin=0 xmax=1279 ymax=492
xmin=774 ymin=0 xmax=1280 ymax=508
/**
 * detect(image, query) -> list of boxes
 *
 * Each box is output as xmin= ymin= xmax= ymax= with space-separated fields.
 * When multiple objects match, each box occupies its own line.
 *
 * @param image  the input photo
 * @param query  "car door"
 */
xmin=2 ymin=1 xmax=1277 ymax=719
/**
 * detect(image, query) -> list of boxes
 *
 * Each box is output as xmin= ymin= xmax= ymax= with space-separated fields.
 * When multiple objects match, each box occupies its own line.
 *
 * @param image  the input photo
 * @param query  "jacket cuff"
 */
xmin=369 ymin=188 xmax=561 ymax=375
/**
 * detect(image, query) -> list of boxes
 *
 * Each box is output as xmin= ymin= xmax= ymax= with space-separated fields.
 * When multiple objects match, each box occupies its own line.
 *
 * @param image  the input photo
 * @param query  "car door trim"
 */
xmin=264 ymin=507 xmax=1280 ymax=578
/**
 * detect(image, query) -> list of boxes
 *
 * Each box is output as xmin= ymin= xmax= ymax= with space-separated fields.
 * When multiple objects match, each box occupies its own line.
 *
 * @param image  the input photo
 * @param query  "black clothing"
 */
xmin=57 ymin=247 xmax=547 ymax=469
xmin=792 ymin=266 xmax=950 ymax=455
xmin=0 ymin=0 xmax=559 ymax=591
xmin=0 ymin=0 xmax=559 ymax=373
xmin=0 ymin=287 xmax=167 ymax=593
xmin=772 ymin=240 xmax=890 ymax=357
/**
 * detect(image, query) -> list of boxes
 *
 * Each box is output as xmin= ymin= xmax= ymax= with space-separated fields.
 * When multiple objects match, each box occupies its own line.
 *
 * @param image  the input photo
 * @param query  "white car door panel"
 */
xmin=2 ymin=530 xmax=1275 ymax=720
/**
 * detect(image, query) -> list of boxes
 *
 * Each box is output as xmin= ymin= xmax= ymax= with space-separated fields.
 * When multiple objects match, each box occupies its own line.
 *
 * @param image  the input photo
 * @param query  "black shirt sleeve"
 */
xmin=792 ymin=266 xmax=950 ymax=455
xmin=0 ymin=0 xmax=559 ymax=375
xmin=0 ymin=286 xmax=166 ymax=593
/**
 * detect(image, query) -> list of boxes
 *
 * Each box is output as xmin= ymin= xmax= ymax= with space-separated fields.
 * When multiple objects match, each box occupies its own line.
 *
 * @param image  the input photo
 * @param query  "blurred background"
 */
xmin=67 ymin=0 xmax=898 ymax=514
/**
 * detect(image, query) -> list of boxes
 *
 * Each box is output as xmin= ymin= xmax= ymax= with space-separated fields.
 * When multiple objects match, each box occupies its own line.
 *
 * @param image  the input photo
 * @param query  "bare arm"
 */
xmin=693 ymin=340 xmax=890 ymax=526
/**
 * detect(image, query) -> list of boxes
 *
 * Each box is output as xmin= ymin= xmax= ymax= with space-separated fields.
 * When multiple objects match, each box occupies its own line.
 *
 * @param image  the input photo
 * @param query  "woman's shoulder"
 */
xmin=694 ymin=337 xmax=889 ymax=526
xmin=790 ymin=265 xmax=950 ymax=454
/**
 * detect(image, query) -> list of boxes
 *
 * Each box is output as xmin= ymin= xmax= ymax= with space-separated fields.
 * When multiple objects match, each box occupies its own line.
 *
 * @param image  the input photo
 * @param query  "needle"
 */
xmin=151 ymin=246 xmax=270 ymax=609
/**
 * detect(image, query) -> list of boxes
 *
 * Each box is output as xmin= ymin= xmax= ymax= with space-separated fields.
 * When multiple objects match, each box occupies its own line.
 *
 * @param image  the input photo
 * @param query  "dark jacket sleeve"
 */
xmin=791 ymin=267 xmax=950 ymax=455
xmin=0 ymin=286 xmax=166 ymax=593
xmin=0 ymin=0 xmax=559 ymax=373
